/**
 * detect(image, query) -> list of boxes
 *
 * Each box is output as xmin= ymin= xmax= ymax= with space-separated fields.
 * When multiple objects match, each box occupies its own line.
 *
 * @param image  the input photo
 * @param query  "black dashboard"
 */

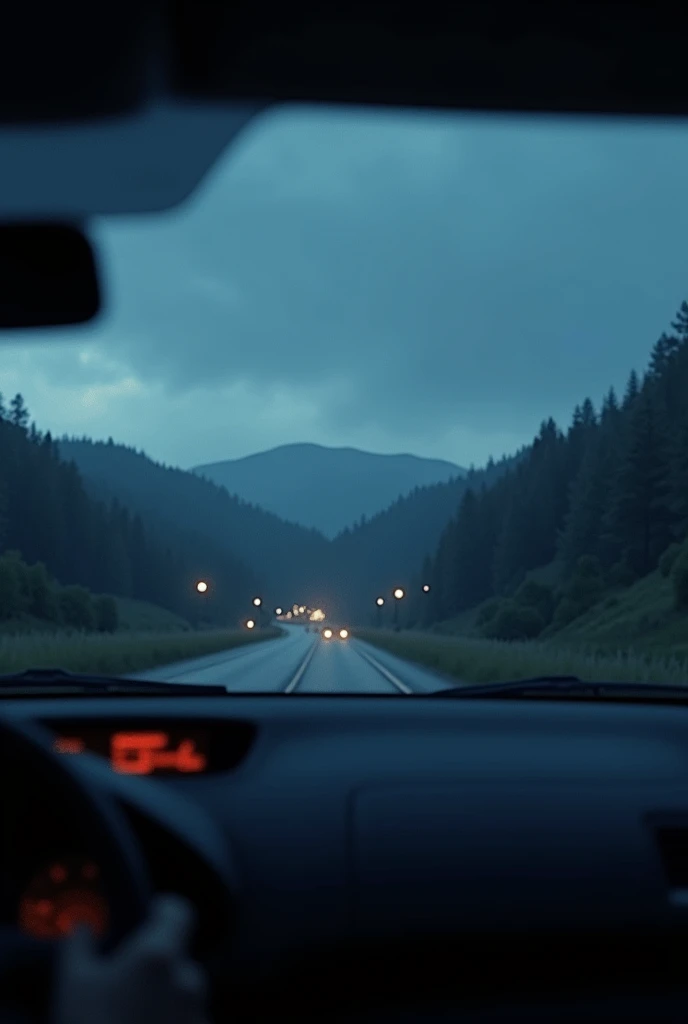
xmin=5 ymin=691 xmax=688 ymax=1021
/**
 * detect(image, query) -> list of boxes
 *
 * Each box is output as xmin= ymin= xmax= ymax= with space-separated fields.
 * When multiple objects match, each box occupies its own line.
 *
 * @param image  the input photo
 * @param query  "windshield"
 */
xmin=1 ymin=105 xmax=687 ymax=691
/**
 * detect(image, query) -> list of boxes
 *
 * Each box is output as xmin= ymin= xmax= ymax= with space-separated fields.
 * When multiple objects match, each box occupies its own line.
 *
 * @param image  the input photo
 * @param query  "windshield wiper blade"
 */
xmin=0 ymin=667 xmax=228 ymax=696
xmin=432 ymin=676 xmax=688 ymax=701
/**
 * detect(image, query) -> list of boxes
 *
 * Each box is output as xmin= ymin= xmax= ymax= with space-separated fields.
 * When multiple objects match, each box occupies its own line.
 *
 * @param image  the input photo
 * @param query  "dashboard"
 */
xmin=5 ymin=691 xmax=688 ymax=1021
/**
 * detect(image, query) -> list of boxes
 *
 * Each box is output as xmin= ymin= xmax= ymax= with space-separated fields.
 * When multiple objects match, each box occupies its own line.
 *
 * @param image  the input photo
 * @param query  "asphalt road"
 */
xmin=132 ymin=624 xmax=455 ymax=694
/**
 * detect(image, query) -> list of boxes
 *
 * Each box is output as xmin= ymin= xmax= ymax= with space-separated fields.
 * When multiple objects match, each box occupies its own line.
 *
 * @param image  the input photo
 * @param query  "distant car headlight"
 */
xmin=323 ymin=628 xmax=333 ymax=639
xmin=339 ymin=629 xmax=349 ymax=639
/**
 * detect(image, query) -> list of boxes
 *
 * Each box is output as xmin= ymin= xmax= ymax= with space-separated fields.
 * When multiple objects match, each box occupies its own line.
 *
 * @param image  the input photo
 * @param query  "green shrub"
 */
xmin=514 ymin=580 xmax=555 ymax=624
xmin=95 ymin=595 xmax=119 ymax=633
xmin=606 ymin=557 xmax=636 ymax=589
xmin=660 ymin=543 xmax=682 ymax=578
xmin=26 ymin=563 xmax=60 ymax=621
xmin=484 ymin=600 xmax=545 ymax=641
xmin=476 ymin=599 xmax=501 ymax=628
xmin=59 ymin=586 xmax=96 ymax=630
xmin=553 ymin=596 xmax=587 ymax=628
xmin=554 ymin=555 xmax=604 ymax=623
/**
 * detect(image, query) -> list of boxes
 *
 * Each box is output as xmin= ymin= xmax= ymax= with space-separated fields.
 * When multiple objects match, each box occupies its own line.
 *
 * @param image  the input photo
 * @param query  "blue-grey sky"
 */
xmin=0 ymin=106 xmax=687 ymax=470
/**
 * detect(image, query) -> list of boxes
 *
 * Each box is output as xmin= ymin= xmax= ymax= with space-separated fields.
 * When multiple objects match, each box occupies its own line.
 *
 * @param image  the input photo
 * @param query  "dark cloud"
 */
xmin=2 ymin=107 xmax=687 ymax=466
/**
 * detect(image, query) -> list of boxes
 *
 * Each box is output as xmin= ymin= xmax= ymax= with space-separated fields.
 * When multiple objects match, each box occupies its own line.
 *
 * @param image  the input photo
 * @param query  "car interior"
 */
xmin=3 ymin=3 xmax=688 ymax=1022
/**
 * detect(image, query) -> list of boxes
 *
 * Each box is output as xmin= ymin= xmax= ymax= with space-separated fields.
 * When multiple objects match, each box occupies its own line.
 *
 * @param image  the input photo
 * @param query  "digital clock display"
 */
xmin=53 ymin=727 xmax=208 ymax=775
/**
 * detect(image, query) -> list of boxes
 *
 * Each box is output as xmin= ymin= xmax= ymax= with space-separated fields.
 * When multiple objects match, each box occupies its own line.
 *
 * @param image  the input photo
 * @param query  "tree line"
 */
xmin=410 ymin=299 xmax=688 ymax=638
xmin=0 ymin=401 xmax=256 ymax=627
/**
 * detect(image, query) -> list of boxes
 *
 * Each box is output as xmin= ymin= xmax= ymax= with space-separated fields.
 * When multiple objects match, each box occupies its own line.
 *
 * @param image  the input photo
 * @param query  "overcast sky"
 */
xmin=1 ymin=106 xmax=687 ymax=471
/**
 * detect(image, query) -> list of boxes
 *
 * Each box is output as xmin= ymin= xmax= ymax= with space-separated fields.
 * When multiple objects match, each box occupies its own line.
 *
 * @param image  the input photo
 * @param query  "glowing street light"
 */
xmin=393 ymin=588 xmax=405 ymax=600
xmin=376 ymin=597 xmax=385 ymax=606
xmin=275 ymin=607 xmax=283 ymax=616
xmin=298 ymin=606 xmax=306 ymax=614
xmin=196 ymin=580 xmax=208 ymax=594
xmin=422 ymin=584 xmax=431 ymax=593
xmin=253 ymin=597 xmax=262 ymax=607
xmin=246 ymin=619 xmax=255 ymax=629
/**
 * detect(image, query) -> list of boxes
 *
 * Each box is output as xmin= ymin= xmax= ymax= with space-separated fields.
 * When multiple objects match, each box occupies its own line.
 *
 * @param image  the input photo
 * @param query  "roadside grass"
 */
xmin=355 ymin=629 xmax=688 ymax=686
xmin=0 ymin=626 xmax=282 ymax=676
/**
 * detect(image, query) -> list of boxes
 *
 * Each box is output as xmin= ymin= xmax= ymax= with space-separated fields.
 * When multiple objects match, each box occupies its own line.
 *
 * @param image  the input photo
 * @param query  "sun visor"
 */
xmin=0 ymin=102 xmax=263 ymax=218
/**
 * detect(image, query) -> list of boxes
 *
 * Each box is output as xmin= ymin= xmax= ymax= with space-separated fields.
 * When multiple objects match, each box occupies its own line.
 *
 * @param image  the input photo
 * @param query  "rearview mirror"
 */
xmin=0 ymin=223 xmax=100 ymax=328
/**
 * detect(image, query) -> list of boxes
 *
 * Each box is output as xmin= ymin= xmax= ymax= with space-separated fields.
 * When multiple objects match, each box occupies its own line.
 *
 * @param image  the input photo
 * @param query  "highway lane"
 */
xmin=132 ymin=624 xmax=455 ymax=694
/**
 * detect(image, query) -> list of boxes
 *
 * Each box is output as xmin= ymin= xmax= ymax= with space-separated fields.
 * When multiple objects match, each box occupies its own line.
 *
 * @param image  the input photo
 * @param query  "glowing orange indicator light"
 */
xmin=110 ymin=732 xmax=206 ymax=775
xmin=54 ymin=736 xmax=86 ymax=755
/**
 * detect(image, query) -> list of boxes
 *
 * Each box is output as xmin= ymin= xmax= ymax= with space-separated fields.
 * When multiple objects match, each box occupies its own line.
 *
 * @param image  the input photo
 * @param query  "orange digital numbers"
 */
xmin=109 ymin=731 xmax=207 ymax=774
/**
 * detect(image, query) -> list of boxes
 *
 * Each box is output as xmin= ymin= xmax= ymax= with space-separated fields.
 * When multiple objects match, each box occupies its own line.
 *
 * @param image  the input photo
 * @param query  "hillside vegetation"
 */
xmin=406 ymin=299 xmax=688 ymax=657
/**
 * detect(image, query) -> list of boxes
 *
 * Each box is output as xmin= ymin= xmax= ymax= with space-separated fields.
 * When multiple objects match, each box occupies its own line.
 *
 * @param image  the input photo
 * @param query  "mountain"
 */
xmin=194 ymin=443 xmax=465 ymax=538
xmin=58 ymin=439 xmax=332 ymax=611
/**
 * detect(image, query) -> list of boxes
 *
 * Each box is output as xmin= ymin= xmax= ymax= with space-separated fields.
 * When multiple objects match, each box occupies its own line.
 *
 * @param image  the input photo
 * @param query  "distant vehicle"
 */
xmin=321 ymin=627 xmax=349 ymax=641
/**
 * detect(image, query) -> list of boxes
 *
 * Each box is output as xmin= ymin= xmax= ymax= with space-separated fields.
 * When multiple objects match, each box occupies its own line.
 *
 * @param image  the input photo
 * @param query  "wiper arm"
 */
xmin=432 ymin=676 xmax=688 ymax=702
xmin=0 ymin=667 xmax=228 ymax=696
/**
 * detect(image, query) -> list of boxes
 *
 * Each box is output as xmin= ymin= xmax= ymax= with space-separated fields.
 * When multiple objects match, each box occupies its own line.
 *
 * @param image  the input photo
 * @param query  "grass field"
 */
xmin=0 ymin=625 xmax=282 ymax=676
xmin=355 ymin=628 xmax=688 ymax=686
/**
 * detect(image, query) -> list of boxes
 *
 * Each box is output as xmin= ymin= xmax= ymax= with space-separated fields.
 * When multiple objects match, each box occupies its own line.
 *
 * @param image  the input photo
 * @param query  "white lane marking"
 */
xmin=283 ymin=639 xmax=319 ymax=693
xmin=352 ymin=643 xmax=413 ymax=695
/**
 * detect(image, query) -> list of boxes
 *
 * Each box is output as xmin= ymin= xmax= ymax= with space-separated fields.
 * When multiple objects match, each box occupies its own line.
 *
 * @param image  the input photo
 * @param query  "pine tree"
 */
xmin=671 ymin=299 xmax=688 ymax=340
xmin=648 ymin=333 xmax=681 ymax=379
xmin=558 ymin=430 xmax=609 ymax=573
xmin=9 ymin=393 xmax=29 ymax=430
xmin=623 ymin=370 xmax=640 ymax=408
xmin=605 ymin=389 xmax=672 ymax=574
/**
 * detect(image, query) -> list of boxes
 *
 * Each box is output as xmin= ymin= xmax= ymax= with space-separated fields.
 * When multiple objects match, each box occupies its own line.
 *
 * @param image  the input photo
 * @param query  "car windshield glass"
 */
xmin=0 ymin=105 xmax=687 ymax=693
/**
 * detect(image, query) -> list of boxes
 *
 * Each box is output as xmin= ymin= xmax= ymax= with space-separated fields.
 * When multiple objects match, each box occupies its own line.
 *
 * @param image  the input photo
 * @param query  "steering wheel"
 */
xmin=0 ymin=715 xmax=151 ymax=1022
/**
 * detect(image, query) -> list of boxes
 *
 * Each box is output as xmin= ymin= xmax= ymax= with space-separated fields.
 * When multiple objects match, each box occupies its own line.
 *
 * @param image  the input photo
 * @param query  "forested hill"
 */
xmin=327 ymin=454 xmax=515 ymax=616
xmin=420 ymin=299 xmax=688 ymax=632
xmin=58 ymin=438 xmax=332 ymax=607
xmin=0 ymin=396 xmax=256 ymax=624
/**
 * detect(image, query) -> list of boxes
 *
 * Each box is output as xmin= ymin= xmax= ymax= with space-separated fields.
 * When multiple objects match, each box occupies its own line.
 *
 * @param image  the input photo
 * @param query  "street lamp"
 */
xmin=422 ymin=584 xmax=430 ymax=593
xmin=275 ymin=607 xmax=283 ymax=616
xmin=393 ymin=587 xmax=405 ymax=628
xmin=375 ymin=596 xmax=384 ymax=627
xmin=196 ymin=580 xmax=208 ymax=594
xmin=253 ymin=597 xmax=262 ymax=607
xmin=246 ymin=619 xmax=255 ymax=629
